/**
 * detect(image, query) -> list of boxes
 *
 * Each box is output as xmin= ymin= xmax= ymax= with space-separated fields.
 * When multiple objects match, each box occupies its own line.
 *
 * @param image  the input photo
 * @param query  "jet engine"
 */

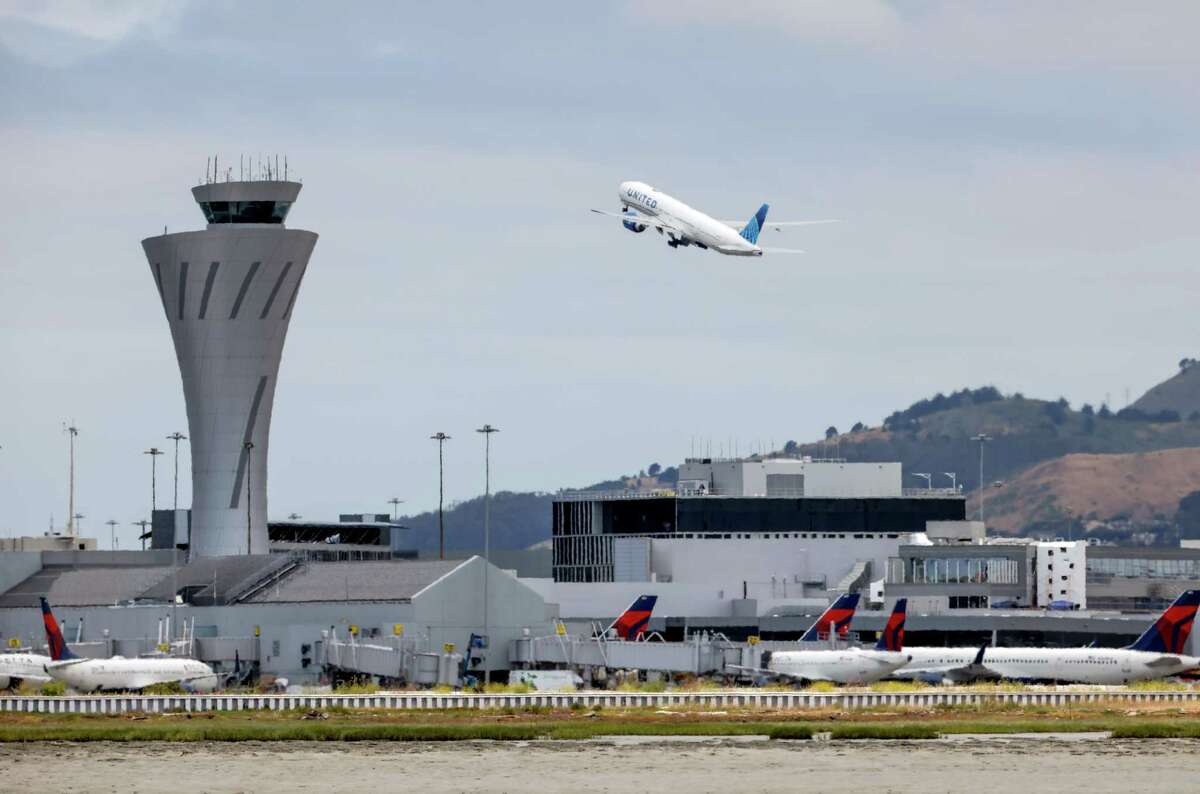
xmin=621 ymin=211 xmax=646 ymax=233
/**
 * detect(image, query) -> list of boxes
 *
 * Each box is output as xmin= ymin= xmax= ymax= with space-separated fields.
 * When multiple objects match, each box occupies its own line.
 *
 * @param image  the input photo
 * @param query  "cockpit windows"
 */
xmin=200 ymin=201 xmax=291 ymax=224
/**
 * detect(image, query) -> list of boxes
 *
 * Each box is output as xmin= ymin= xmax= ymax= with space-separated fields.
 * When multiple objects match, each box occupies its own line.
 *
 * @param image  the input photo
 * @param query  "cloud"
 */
xmin=624 ymin=1 xmax=1200 ymax=70
xmin=0 ymin=0 xmax=184 ymax=66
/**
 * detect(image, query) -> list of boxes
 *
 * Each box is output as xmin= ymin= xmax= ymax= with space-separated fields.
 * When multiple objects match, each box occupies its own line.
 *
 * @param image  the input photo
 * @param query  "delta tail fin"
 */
xmin=1127 ymin=589 xmax=1200 ymax=654
xmin=40 ymin=597 xmax=79 ymax=661
xmin=800 ymin=592 xmax=860 ymax=642
xmin=610 ymin=595 xmax=658 ymax=640
xmin=739 ymin=203 xmax=769 ymax=244
xmin=874 ymin=599 xmax=907 ymax=652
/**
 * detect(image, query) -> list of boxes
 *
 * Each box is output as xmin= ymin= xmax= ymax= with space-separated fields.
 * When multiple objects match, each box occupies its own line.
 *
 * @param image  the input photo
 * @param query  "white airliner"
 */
xmin=0 ymin=651 xmax=52 ymax=689
xmin=895 ymin=590 xmax=1200 ymax=685
xmin=40 ymin=598 xmax=220 ymax=693
xmin=732 ymin=598 xmax=910 ymax=685
xmin=591 ymin=181 xmax=836 ymax=256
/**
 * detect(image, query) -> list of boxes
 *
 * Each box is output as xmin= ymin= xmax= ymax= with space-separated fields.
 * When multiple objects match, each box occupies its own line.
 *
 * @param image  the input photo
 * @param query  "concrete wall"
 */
xmin=0 ymin=553 xmax=41 ymax=597
xmin=678 ymin=459 xmax=902 ymax=497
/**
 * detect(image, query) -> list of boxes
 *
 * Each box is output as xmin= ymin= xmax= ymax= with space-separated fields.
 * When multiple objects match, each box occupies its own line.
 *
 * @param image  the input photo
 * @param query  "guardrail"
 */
xmin=2 ymin=689 xmax=1199 ymax=714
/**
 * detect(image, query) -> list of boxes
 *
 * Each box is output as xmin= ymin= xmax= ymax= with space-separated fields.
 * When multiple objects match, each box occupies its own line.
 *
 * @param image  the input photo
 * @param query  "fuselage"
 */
xmin=46 ymin=656 xmax=219 ymax=693
xmin=768 ymin=647 xmax=911 ymax=685
xmin=898 ymin=645 xmax=1200 ymax=685
xmin=0 ymin=652 xmax=52 ymax=688
xmin=619 ymin=181 xmax=762 ymax=256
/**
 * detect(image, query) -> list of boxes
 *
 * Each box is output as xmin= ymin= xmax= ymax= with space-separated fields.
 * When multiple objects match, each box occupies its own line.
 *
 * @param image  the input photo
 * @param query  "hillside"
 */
xmin=973 ymin=448 xmax=1200 ymax=541
xmin=1131 ymin=360 xmax=1200 ymax=417
xmin=794 ymin=388 xmax=1200 ymax=500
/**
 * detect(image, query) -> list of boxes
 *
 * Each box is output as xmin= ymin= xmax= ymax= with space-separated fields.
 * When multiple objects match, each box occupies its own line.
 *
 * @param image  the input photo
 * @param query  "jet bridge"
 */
xmin=511 ymin=632 xmax=751 ymax=675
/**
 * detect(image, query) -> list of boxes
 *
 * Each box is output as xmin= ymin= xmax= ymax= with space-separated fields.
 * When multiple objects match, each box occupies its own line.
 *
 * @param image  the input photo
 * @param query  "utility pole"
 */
xmin=132 ymin=519 xmax=151 ymax=551
xmin=431 ymin=432 xmax=451 ymax=560
xmin=244 ymin=442 xmax=254 ymax=554
xmin=105 ymin=519 xmax=118 ymax=551
xmin=65 ymin=424 xmax=79 ymax=536
xmin=387 ymin=497 xmax=403 ymax=521
xmin=166 ymin=432 xmax=187 ymax=510
xmin=475 ymin=424 xmax=498 ymax=685
xmin=971 ymin=434 xmax=993 ymax=523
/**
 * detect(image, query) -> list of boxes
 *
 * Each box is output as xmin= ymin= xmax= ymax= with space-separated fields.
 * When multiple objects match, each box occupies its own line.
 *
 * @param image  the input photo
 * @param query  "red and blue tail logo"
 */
xmin=801 ymin=593 xmax=860 ymax=641
xmin=874 ymin=599 xmax=907 ymax=652
xmin=611 ymin=595 xmax=657 ymax=640
xmin=40 ymin=597 xmax=78 ymax=661
xmin=1128 ymin=589 xmax=1200 ymax=654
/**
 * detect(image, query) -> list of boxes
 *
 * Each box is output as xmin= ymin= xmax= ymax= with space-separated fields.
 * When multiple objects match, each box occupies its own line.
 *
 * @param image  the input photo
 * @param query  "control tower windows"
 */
xmin=201 ymin=200 xmax=292 ymax=224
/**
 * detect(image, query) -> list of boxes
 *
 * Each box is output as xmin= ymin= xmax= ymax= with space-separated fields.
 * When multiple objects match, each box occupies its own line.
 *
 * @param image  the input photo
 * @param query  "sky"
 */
xmin=1 ymin=1 xmax=1199 ymax=549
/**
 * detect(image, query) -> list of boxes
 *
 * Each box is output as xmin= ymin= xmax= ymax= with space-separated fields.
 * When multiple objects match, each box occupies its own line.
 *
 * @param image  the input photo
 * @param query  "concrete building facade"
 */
xmin=142 ymin=178 xmax=317 ymax=556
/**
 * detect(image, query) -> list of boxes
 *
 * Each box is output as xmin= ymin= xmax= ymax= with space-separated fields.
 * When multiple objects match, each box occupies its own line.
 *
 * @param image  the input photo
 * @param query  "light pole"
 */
xmin=105 ymin=519 xmax=118 ymax=551
xmin=243 ymin=441 xmax=254 ymax=555
xmin=387 ymin=497 xmax=404 ymax=521
xmin=476 ymin=424 xmax=498 ymax=685
xmin=431 ymin=432 xmax=451 ymax=560
xmin=944 ymin=472 xmax=957 ymax=491
xmin=64 ymin=424 xmax=79 ymax=536
xmin=971 ymin=434 xmax=992 ymax=522
xmin=166 ymin=432 xmax=187 ymax=511
xmin=132 ymin=519 xmax=151 ymax=551
xmin=72 ymin=513 xmax=85 ymax=534
xmin=912 ymin=473 xmax=931 ymax=490
xmin=144 ymin=447 xmax=164 ymax=538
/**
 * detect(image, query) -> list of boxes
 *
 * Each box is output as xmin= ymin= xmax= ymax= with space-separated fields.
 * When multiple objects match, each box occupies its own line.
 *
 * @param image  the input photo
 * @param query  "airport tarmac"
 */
xmin=3 ymin=738 xmax=1200 ymax=793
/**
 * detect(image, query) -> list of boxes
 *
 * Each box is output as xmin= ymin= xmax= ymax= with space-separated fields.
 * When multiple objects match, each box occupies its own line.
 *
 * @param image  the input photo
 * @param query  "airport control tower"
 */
xmin=142 ymin=168 xmax=317 ymax=556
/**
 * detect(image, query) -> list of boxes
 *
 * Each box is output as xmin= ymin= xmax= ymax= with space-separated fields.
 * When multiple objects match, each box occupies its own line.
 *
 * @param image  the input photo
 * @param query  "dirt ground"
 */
xmin=3 ymin=738 xmax=1200 ymax=794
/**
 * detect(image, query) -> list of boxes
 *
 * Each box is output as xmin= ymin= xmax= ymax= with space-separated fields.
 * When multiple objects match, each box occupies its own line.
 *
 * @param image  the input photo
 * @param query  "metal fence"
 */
xmin=2 ymin=688 xmax=1199 ymax=714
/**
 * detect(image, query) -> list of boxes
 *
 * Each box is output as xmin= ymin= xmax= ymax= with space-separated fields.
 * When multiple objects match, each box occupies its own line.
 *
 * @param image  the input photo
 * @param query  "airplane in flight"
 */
xmin=732 ymin=598 xmax=910 ymax=685
xmin=0 ymin=650 xmax=51 ymax=690
xmin=591 ymin=181 xmax=837 ymax=256
xmin=39 ymin=598 xmax=221 ymax=693
xmin=894 ymin=589 xmax=1200 ymax=685
xmin=606 ymin=594 xmax=658 ymax=641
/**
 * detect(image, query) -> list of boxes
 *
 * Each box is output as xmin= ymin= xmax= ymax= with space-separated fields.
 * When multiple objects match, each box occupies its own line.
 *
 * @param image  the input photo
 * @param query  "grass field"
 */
xmin=3 ymin=699 xmax=1200 ymax=742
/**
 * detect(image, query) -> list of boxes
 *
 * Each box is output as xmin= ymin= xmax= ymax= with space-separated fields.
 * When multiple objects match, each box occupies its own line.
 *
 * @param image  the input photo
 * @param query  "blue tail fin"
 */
xmin=800 ymin=592 xmax=860 ymax=642
xmin=40 ymin=597 xmax=78 ymax=661
xmin=739 ymin=203 xmax=769 ymax=244
xmin=875 ymin=599 xmax=907 ymax=651
xmin=1126 ymin=589 xmax=1200 ymax=653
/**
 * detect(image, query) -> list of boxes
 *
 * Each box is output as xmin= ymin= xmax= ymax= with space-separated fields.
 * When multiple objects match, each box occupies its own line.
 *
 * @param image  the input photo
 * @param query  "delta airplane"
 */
xmin=591 ymin=181 xmax=836 ymax=256
xmin=40 ymin=598 xmax=221 ymax=693
xmin=0 ymin=651 xmax=52 ymax=690
xmin=605 ymin=595 xmax=658 ymax=641
xmin=894 ymin=590 xmax=1200 ymax=685
xmin=732 ymin=597 xmax=910 ymax=685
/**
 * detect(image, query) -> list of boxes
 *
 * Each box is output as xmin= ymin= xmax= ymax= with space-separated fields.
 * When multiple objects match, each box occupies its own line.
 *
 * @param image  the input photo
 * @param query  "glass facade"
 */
xmin=200 ymin=201 xmax=292 ymax=224
xmin=893 ymin=556 xmax=1021 ymax=585
xmin=1087 ymin=557 xmax=1200 ymax=581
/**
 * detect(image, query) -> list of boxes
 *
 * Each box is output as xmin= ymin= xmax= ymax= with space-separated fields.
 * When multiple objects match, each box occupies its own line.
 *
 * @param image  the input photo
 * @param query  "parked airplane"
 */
xmin=591 ymin=181 xmax=836 ymax=256
xmin=40 ymin=598 xmax=221 ymax=693
xmin=0 ymin=651 xmax=51 ymax=690
xmin=734 ymin=599 xmax=910 ymax=685
xmin=800 ymin=592 xmax=860 ymax=643
xmin=895 ymin=590 xmax=1200 ymax=685
xmin=607 ymin=595 xmax=658 ymax=641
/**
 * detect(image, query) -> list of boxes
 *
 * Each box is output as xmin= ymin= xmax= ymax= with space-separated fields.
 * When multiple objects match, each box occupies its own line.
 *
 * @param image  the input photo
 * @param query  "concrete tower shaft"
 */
xmin=142 ymin=180 xmax=317 ymax=557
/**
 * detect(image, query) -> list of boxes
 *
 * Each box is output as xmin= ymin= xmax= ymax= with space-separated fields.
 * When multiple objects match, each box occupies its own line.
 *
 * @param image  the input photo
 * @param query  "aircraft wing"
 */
xmin=929 ymin=644 xmax=1002 ymax=684
xmin=45 ymin=658 xmax=90 ymax=669
xmin=589 ymin=209 xmax=681 ymax=233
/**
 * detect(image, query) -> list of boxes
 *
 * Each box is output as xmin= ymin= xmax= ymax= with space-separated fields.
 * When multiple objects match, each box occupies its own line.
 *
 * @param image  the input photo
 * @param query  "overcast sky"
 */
xmin=2 ymin=2 xmax=1199 ymax=548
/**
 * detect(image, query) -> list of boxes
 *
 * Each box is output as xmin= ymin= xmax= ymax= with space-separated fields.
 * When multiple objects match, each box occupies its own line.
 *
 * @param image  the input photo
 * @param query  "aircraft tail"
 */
xmin=739 ymin=203 xmax=769 ymax=244
xmin=800 ymin=592 xmax=860 ymax=642
xmin=1127 ymin=589 xmax=1200 ymax=654
xmin=39 ymin=597 xmax=78 ymax=661
xmin=609 ymin=595 xmax=657 ymax=640
xmin=874 ymin=599 xmax=907 ymax=652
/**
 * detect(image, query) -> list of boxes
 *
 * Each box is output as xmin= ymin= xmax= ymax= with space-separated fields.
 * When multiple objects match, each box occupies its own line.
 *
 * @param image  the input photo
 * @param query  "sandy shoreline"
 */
xmin=2 ymin=738 xmax=1198 ymax=793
